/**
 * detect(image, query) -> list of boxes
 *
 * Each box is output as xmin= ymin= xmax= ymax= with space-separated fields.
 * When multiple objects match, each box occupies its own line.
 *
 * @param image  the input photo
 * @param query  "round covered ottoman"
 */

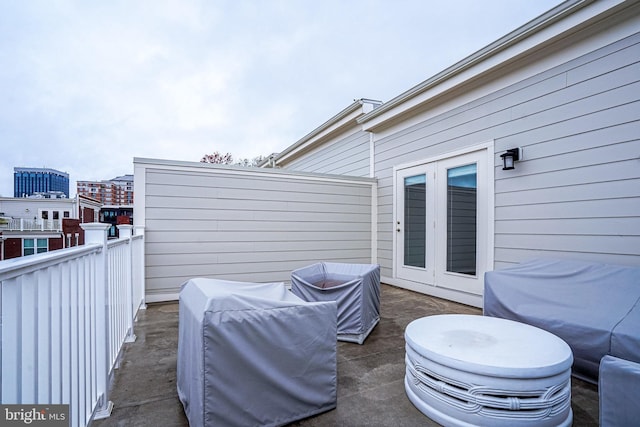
xmin=405 ymin=315 xmax=573 ymax=427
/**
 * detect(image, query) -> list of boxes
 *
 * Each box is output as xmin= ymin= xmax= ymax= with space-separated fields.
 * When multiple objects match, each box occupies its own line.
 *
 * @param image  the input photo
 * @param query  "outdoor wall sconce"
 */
xmin=501 ymin=148 xmax=521 ymax=170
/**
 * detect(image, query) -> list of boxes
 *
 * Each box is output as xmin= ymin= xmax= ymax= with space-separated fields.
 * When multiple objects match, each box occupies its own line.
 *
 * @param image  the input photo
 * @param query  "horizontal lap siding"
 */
xmin=142 ymin=166 xmax=373 ymax=297
xmin=284 ymin=130 xmax=370 ymax=177
xmin=375 ymin=32 xmax=640 ymax=277
xmin=493 ymin=33 xmax=640 ymax=269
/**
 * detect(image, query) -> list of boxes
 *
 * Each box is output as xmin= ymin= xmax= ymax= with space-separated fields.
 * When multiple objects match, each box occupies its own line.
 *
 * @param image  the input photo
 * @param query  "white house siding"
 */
xmin=373 ymin=25 xmax=640 ymax=284
xmin=0 ymin=198 xmax=76 ymax=220
xmin=134 ymin=159 xmax=374 ymax=302
xmin=283 ymin=129 xmax=371 ymax=177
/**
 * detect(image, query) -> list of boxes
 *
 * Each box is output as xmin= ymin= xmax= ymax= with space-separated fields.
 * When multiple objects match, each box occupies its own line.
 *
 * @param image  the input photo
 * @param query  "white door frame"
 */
xmin=392 ymin=141 xmax=495 ymax=296
xmin=395 ymin=163 xmax=436 ymax=284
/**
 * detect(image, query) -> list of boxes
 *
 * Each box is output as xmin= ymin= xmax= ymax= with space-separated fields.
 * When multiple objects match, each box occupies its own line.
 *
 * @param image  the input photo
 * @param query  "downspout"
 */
xmin=369 ymin=131 xmax=378 ymax=264
xmin=369 ymin=131 xmax=375 ymax=179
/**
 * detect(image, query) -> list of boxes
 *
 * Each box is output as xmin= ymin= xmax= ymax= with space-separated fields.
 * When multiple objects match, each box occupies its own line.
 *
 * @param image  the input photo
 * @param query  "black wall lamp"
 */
xmin=501 ymin=148 xmax=521 ymax=170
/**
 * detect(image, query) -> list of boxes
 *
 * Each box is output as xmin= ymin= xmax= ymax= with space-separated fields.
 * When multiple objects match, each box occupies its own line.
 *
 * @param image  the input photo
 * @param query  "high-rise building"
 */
xmin=76 ymin=174 xmax=133 ymax=206
xmin=14 ymin=167 xmax=70 ymax=198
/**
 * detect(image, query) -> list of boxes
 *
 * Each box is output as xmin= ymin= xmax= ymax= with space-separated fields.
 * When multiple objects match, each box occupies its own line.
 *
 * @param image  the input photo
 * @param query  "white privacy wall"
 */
xmin=134 ymin=158 xmax=375 ymax=302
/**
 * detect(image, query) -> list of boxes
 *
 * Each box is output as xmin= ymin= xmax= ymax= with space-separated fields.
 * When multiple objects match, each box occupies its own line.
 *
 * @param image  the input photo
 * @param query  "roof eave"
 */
xmin=357 ymin=0 xmax=605 ymax=131
xmin=275 ymin=98 xmax=381 ymax=166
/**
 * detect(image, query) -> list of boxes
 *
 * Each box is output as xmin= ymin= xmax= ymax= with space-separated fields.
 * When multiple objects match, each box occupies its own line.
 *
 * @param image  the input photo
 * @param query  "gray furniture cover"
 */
xmin=484 ymin=258 xmax=640 ymax=383
xmin=290 ymin=262 xmax=380 ymax=344
xmin=599 ymin=355 xmax=640 ymax=426
xmin=177 ymin=278 xmax=337 ymax=427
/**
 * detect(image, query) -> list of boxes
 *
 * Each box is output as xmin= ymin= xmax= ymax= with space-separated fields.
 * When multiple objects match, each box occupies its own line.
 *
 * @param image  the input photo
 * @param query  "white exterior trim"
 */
xmin=134 ymin=157 xmax=376 ymax=186
xmin=382 ymin=276 xmax=483 ymax=307
xmin=391 ymin=141 xmax=494 ymax=307
xmin=359 ymin=0 xmax=632 ymax=134
xmin=275 ymin=98 xmax=381 ymax=166
xmin=145 ymin=293 xmax=179 ymax=303
xmin=133 ymin=160 xmax=147 ymax=228
xmin=370 ymin=132 xmax=378 ymax=264
xmin=392 ymin=141 xmax=495 ymax=173
xmin=368 ymin=132 xmax=375 ymax=178
xmin=371 ymin=181 xmax=378 ymax=264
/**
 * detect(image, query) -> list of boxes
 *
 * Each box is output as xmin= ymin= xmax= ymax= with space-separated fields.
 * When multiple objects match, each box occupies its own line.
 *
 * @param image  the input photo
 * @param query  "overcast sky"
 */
xmin=0 ymin=0 xmax=562 ymax=197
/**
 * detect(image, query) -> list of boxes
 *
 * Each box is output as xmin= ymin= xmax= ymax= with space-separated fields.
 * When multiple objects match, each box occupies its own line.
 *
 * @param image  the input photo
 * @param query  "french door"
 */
xmin=395 ymin=150 xmax=489 ymax=296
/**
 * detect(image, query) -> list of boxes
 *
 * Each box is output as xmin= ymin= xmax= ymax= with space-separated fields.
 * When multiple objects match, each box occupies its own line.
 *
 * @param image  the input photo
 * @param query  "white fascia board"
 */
xmin=359 ymin=0 xmax=629 ymax=132
xmin=133 ymin=160 xmax=147 ymax=228
xmin=77 ymin=195 xmax=103 ymax=209
xmin=133 ymin=157 xmax=376 ymax=186
xmin=275 ymin=98 xmax=382 ymax=166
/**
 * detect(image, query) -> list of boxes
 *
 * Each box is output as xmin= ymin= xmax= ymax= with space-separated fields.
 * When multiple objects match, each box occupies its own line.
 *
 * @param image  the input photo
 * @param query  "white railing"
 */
xmin=0 ymin=218 xmax=63 ymax=231
xmin=105 ymin=226 xmax=145 ymax=370
xmin=0 ymin=223 xmax=145 ymax=427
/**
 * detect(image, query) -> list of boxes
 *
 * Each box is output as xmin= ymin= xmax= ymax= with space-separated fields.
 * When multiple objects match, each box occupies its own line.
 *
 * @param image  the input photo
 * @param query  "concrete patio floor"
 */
xmin=92 ymin=284 xmax=599 ymax=426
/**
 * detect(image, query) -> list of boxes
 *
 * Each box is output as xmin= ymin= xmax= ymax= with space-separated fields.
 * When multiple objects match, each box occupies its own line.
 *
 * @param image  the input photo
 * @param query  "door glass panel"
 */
xmin=404 ymin=174 xmax=426 ymax=268
xmin=446 ymin=164 xmax=477 ymax=275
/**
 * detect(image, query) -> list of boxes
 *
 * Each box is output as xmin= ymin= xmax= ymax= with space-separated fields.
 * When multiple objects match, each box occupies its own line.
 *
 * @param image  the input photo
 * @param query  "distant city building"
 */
xmin=100 ymin=205 xmax=133 ymax=238
xmin=14 ymin=167 xmax=70 ymax=198
xmin=0 ymin=195 xmax=101 ymax=260
xmin=77 ymin=174 xmax=134 ymax=206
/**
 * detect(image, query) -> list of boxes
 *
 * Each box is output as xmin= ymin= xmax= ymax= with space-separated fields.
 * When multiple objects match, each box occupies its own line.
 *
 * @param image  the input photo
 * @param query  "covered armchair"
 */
xmin=178 ymin=278 xmax=337 ymax=427
xmin=291 ymin=262 xmax=380 ymax=344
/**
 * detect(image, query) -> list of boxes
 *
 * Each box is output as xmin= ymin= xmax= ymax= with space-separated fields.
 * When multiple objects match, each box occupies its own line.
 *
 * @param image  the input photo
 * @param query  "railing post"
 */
xmin=133 ymin=225 xmax=147 ymax=310
xmin=80 ymin=222 xmax=113 ymax=419
xmin=117 ymin=224 xmax=136 ymax=343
